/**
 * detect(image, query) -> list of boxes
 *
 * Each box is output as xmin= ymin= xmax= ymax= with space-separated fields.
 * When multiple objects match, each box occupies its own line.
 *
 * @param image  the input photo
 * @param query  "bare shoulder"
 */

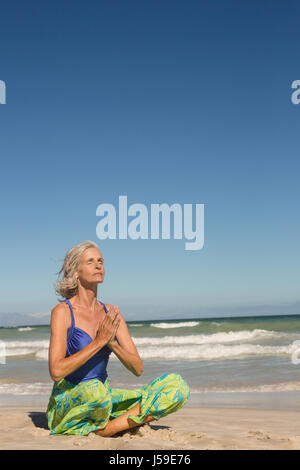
xmin=51 ymin=302 xmax=68 ymax=316
xmin=50 ymin=302 xmax=70 ymax=330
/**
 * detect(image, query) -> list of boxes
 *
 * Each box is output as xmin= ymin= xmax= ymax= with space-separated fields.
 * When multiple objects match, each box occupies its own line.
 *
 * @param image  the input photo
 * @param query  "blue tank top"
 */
xmin=64 ymin=299 xmax=112 ymax=385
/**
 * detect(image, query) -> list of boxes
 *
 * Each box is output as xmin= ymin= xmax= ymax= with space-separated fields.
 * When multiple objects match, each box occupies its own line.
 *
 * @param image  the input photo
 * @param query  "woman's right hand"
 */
xmin=95 ymin=306 xmax=121 ymax=346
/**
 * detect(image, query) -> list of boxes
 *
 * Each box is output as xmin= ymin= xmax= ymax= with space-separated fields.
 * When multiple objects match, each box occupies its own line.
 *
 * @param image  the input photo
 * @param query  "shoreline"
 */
xmin=1 ymin=389 xmax=299 ymax=411
xmin=1 ymin=404 xmax=300 ymax=450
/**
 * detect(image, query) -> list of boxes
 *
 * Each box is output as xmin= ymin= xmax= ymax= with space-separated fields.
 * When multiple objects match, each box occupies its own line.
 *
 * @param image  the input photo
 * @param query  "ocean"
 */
xmin=1 ymin=314 xmax=300 ymax=410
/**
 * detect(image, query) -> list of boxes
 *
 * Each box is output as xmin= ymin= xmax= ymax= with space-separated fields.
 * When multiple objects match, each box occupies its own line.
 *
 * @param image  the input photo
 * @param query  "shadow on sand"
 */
xmin=28 ymin=412 xmax=48 ymax=430
xmin=28 ymin=411 xmax=170 ymax=437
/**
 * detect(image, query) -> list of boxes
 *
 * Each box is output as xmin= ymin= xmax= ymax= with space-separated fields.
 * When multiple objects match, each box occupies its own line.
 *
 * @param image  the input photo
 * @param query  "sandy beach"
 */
xmin=1 ymin=316 xmax=300 ymax=451
xmin=1 ymin=405 xmax=300 ymax=450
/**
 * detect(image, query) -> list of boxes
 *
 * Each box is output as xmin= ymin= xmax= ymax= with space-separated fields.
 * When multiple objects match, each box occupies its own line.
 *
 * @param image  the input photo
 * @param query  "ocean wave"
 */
xmin=1 ymin=380 xmax=300 ymax=396
xmin=0 ymin=382 xmax=53 ymax=395
xmin=135 ymin=342 xmax=297 ymax=360
xmin=1 ymin=329 xmax=296 ymax=362
xmin=17 ymin=327 xmax=36 ymax=332
xmin=133 ymin=329 xmax=284 ymax=345
xmin=4 ymin=340 xmax=49 ymax=359
xmin=2 ymin=329 xmax=279 ymax=357
xmin=150 ymin=322 xmax=199 ymax=329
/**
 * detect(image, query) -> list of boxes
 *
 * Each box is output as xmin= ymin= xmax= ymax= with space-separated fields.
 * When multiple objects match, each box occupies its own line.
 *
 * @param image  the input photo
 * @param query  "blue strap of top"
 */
xmin=65 ymin=299 xmax=74 ymax=341
xmin=66 ymin=298 xmax=75 ymax=322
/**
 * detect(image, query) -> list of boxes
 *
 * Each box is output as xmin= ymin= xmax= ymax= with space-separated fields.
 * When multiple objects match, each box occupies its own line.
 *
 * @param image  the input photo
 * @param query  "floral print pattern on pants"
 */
xmin=46 ymin=373 xmax=190 ymax=435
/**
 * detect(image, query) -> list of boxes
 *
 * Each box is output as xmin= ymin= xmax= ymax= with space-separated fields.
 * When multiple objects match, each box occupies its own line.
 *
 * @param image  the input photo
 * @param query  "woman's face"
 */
xmin=76 ymin=247 xmax=105 ymax=285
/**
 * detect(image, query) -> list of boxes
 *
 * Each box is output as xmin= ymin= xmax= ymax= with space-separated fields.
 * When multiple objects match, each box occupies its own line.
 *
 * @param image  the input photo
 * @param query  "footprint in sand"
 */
xmin=72 ymin=439 xmax=86 ymax=447
xmin=134 ymin=426 xmax=208 ymax=446
xmin=111 ymin=425 xmax=209 ymax=448
xmin=188 ymin=432 xmax=206 ymax=439
xmin=30 ymin=428 xmax=50 ymax=437
xmin=122 ymin=424 xmax=183 ymax=444
xmin=246 ymin=430 xmax=271 ymax=440
xmin=137 ymin=425 xmax=177 ymax=440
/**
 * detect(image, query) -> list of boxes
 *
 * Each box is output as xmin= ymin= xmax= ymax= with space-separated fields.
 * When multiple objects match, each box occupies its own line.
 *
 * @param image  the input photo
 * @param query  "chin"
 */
xmin=89 ymin=277 xmax=104 ymax=285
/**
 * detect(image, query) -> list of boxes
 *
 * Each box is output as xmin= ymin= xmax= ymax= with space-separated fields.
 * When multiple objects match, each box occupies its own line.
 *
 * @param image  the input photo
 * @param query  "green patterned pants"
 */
xmin=46 ymin=373 xmax=190 ymax=435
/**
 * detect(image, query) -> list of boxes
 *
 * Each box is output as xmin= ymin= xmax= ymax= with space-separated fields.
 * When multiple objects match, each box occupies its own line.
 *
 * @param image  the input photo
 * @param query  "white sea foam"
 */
xmin=4 ymin=340 xmax=49 ymax=358
xmin=151 ymin=322 xmax=199 ymax=329
xmin=3 ymin=329 xmax=277 ymax=357
xmin=1 ymin=329 xmax=298 ymax=361
xmin=135 ymin=342 xmax=297 ymax=360
xmin=133 ymin=329 xmax=284 ymax=345
xmin=1 ymin=329 xmax=296 ymax=362
xmin=1 ymin=380 xmax=300 ymax=396
xmin=18 ymin=327 xmax=35 ymax=332
xmin=0 ymin=382 xmax=52 ymax=395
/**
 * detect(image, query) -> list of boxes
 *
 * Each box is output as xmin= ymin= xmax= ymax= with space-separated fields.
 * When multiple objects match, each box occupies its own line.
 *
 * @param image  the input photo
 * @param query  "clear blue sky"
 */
xmin=0 ymin=0 xmax=299 ymax=321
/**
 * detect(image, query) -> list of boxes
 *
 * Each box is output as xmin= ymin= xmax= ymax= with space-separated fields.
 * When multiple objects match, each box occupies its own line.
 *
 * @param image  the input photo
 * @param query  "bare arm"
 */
xmin=48 ymin=303 xmax=120 ymax=382
xmin=106 ymin=306 xmax=144 ymax=377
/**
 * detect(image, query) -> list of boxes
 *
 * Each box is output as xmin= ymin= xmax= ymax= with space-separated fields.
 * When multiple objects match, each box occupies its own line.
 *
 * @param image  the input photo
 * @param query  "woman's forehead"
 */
xmin=81 ymin=247 xmax=103 ymax=260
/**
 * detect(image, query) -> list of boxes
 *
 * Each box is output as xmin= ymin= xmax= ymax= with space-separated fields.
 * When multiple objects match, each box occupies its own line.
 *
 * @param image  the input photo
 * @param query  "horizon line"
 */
xmin=1 ymin=311 xmax=300 ymax=328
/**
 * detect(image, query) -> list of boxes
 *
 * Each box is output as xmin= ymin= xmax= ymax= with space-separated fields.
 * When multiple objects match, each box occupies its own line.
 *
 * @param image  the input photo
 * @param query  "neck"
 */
xmin=75 ymin=285 xmax=99 ymax=310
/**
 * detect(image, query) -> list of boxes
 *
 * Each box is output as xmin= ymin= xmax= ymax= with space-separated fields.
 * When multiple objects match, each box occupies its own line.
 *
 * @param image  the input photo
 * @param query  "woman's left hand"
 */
xmin=104 ymin=305 xmax=144 ymax=376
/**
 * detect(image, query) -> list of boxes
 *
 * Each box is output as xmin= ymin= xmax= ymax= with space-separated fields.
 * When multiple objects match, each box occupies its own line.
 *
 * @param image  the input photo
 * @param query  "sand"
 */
xmin=0 ymin=405 xmax=300 ymax=450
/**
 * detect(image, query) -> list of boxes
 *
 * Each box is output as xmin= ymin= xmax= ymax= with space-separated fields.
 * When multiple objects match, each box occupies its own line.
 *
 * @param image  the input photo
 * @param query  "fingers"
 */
xmin=100 ymin=305 xmax=121 ymax=342
xmin=108 ymin=305 xmax=119 ymax=315
xmin=106 ymin=313 xmax=121 ymax=343
xmin=111 ymin=308 xmax=121 ymax=332
xmin=102 ymin=308 xmax=121 ymax=331
xmin=107 ymin=305 xmax=121 ymax=322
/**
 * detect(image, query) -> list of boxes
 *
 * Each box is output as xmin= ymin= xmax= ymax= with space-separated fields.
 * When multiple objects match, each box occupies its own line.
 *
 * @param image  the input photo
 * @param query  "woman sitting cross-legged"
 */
xmin=46 ymin=240 xmax=190 ymax=437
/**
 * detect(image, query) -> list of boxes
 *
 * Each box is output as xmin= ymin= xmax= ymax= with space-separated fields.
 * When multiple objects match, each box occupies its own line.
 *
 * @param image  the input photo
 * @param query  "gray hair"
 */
xmin=55 ymin=240 xmax=100 ymax=300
